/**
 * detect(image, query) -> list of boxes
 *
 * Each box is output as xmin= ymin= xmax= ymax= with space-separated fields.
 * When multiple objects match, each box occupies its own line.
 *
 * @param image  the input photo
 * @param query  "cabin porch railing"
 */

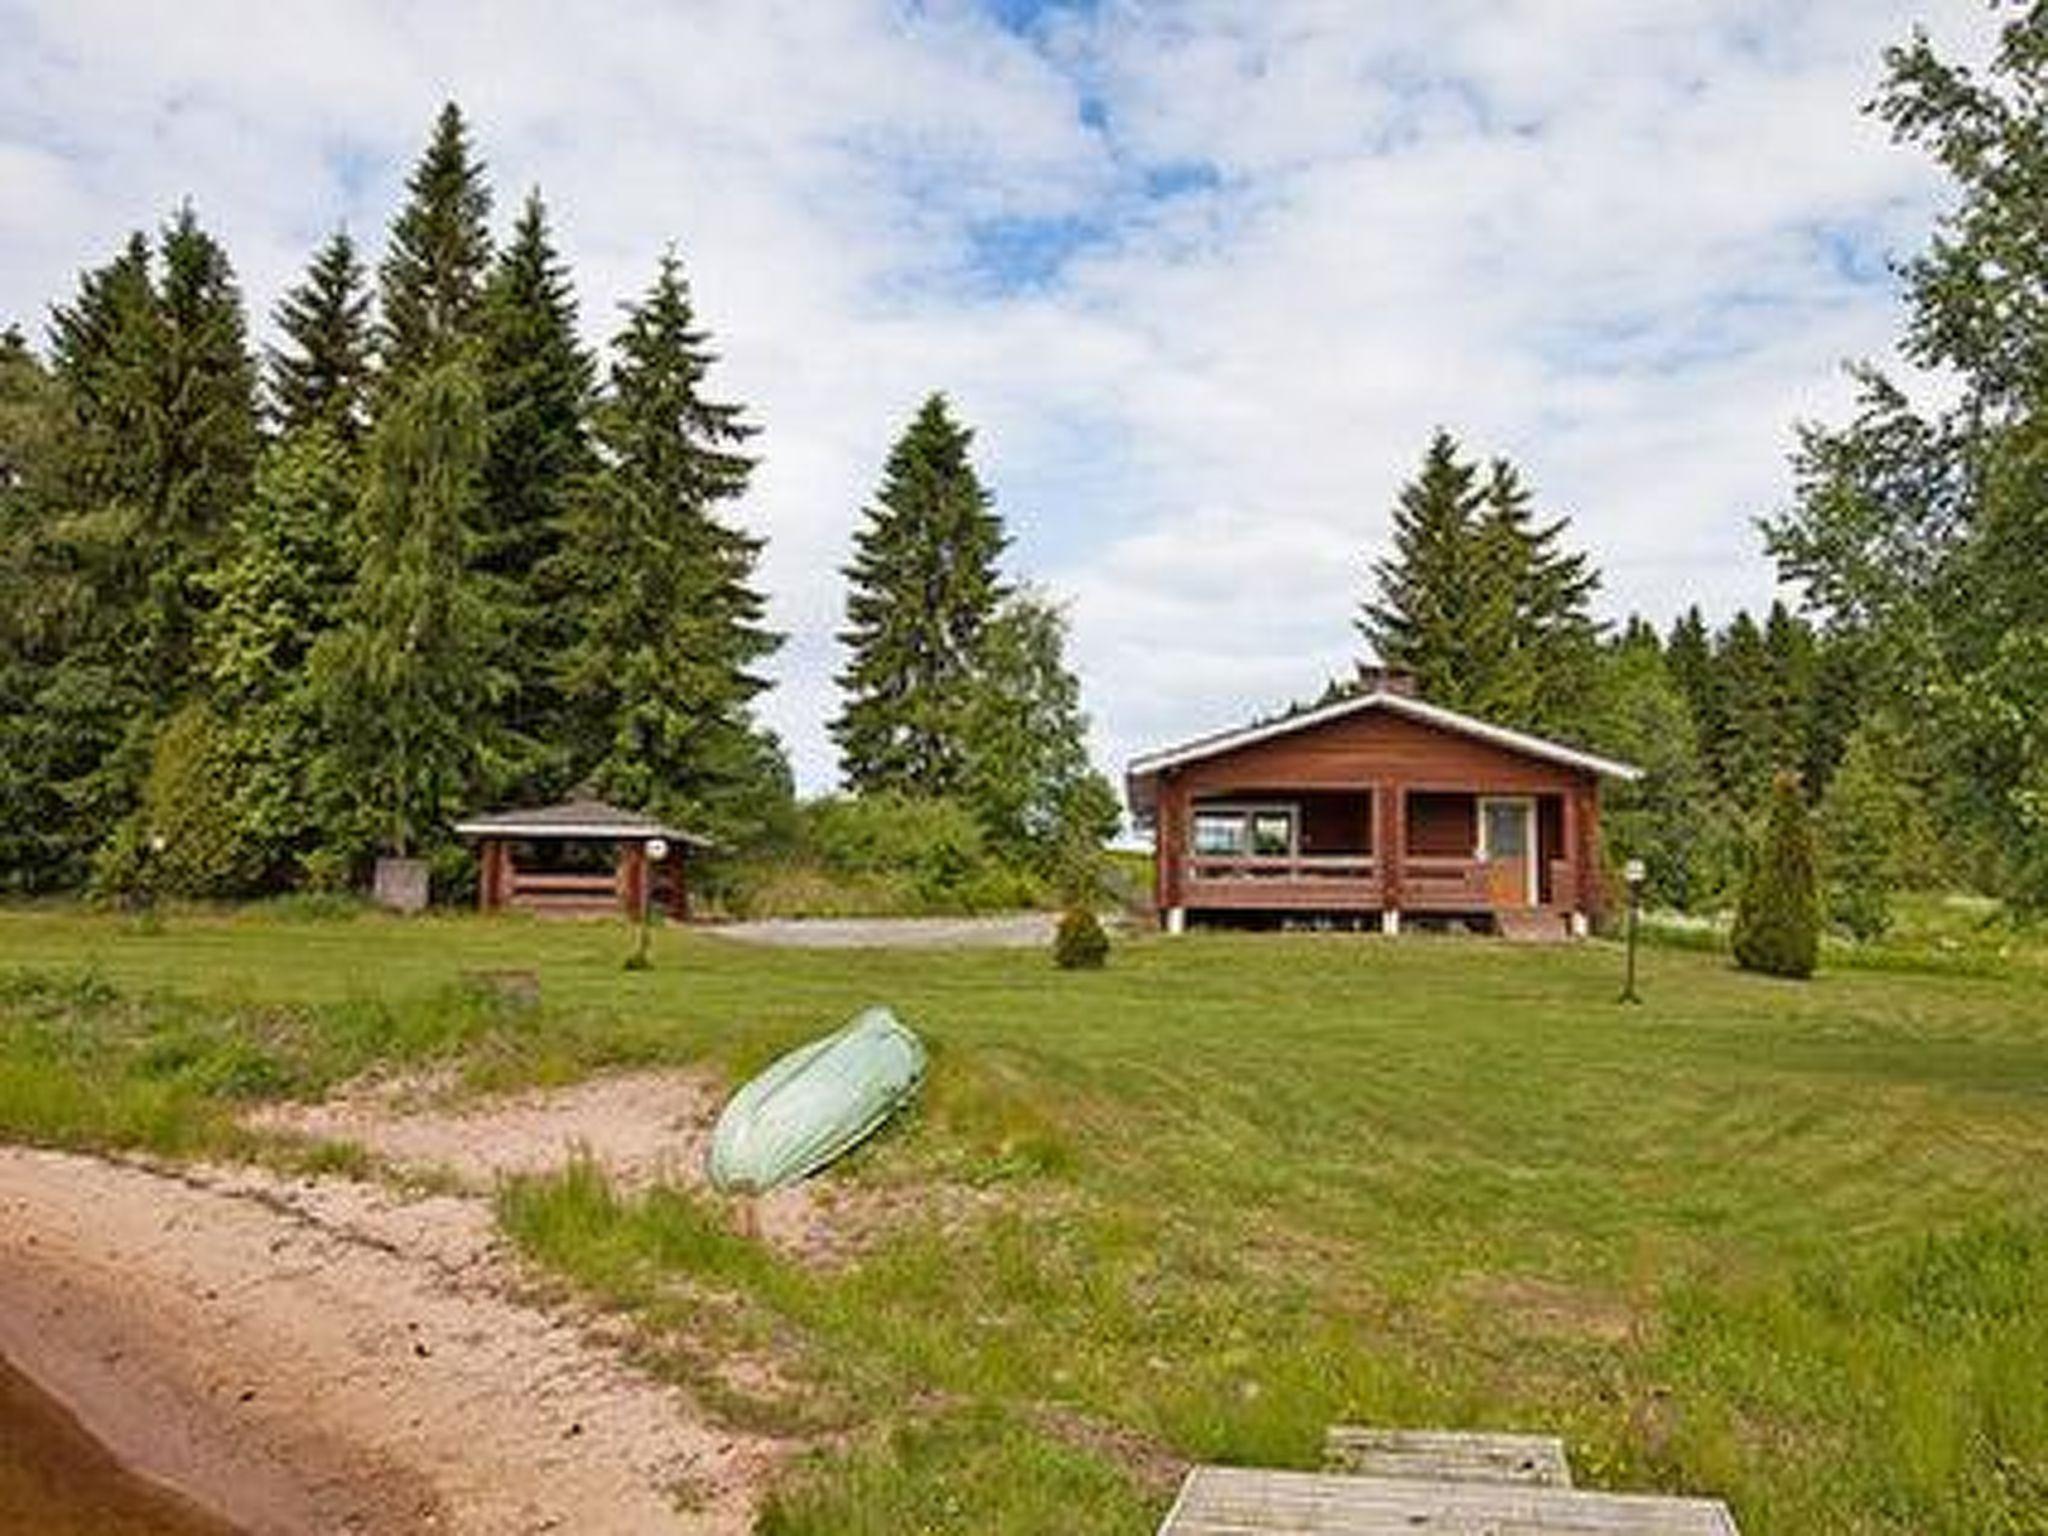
xmin=1178 ymin=853 xmax=1577 ymax=913
xmin=1182 ymin=853 xmax=1381 ymax=909
xmin=1187 ymin=854 xmax=1377 ymax=882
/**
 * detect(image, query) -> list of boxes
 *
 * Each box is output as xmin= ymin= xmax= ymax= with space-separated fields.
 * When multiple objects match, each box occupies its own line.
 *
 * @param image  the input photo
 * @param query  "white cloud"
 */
xmin=0 ymin=0 xmax=2000 ymax=794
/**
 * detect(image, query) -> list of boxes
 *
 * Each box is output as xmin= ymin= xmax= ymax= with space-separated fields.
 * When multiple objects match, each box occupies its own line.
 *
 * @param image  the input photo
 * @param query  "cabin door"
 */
xmin=1478 ymin=797 xmax=1537 ymax=909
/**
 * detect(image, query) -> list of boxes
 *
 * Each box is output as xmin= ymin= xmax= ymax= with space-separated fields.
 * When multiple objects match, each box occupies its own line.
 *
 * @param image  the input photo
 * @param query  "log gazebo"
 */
xmin=453 ymin=797 xmax=706 ymax=919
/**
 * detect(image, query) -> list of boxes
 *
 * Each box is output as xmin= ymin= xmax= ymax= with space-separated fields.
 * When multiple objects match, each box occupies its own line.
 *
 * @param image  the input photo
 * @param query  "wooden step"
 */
xmin=1323 ymin=1425 xmax=1572 ymax=1486
xmin=1497 ymin=909 xmax=1572 ymax=943
xmin=1158 ymin=1466 xmax=1740 ymax=1535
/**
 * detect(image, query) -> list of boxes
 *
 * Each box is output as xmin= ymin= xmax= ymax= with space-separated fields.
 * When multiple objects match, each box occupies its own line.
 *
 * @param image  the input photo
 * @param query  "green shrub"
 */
xmin=778 ymin=793 xmax=1047 ymax=914
xmin=1733 ymin=770 xmax=1822 ymax=978
xmin=94 ymin=703 xmax=254 ymax=899
xmin=1052 ymin=907 xmax=1109 ymax=970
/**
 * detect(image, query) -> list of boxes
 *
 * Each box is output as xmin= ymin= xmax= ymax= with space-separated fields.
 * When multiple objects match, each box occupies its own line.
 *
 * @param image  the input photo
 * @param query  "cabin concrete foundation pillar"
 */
xmin=1383 ymin=909 xmax=1401 ymax=936
xmin=1569 ymin=910 xmax=1589 ymax=939
xmin=1164 ymin=906 xmax=1186 ymax=935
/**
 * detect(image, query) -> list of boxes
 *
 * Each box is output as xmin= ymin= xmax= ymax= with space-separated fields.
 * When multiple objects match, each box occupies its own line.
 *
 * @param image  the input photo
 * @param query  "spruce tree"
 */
xmin=833 ymin=394 xmax=1009 ymax=796
xmin=1362 ymin=431 xmax=1602 ymax=734
xmin=149 ymin=204 xmax=259 ymax=584
xmin=1477 ymin=456 xmax=1602 ymax=735
xmin=0 ymin=328 xmax=66 ymax=888
xmin=310 ymin=361 xmax=507 ymax=857
xmin=1762 ymin=600 xmax=1818 ymax=797
xmin=268 ymin=229 xmax=373 ymax=441
xmin=377 ymin=103 xmax=492 ymax=391
xmin=1733 ymin=769 xmax=1822 ymax=978
xmin=553 ymin=252 xmax=785 ymax=845
xmin=477 ymin=192 xmax=595 ymax=788
xmin=29 ymin=211 xmax=257 ymax=874
xmin=1665 ymin=606 xmax=1721 ymax=774
xmin=1712 ymin=610 xmax=1777 ymax=807
xmin=1359 ymin=429 xmax=1497 ymax=710
xmin=203 ymin=428 xmax=357 ymax=880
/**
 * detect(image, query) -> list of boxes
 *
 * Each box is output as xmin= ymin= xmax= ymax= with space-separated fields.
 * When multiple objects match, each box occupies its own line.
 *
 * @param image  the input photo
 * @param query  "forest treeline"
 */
xmin=0 ymin=104 xmax=1110 ymax=907
xmin=5 ymin=11 xmax=2045 ymax=929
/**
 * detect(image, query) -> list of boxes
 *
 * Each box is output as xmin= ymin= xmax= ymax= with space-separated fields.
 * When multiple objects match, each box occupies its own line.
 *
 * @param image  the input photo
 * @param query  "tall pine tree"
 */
xmin=1664 ymin=606 xmax=1720 ymax=762
xmin=833 ymin=394 xmax=1009 ymax=797
xmin=25 ymin=211 xmax=258 ymax=880
xmin=377 ymin=103 xmax=492 ymax=392
xmin=1478 ymin=456 xmax=1602 ymax=735
xmin=203 ymin=428 xmax=358 ymax=880
xmin=1361 ymin=430 xmax=1602 ymax=735
xmin=268 ymin=229 xmax=373 ymax=442
xmin=553 ymin=252 xmax=785 ymax=845
xmin=477 ymin=191 xmax=595 ymax=791
xmin=1711 ymin=610 xmax=1777 ymax=808
xmin=1359 ymin=430 xmax=1498 ymax=710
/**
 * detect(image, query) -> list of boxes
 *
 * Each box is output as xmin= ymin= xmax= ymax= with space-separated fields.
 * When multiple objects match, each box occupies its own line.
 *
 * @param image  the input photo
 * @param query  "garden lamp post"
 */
xmin=1619 ymin=857 xmax=1646 ymax=1005
xmin=628 ymin=836 xmax=669 ymax=971
xmin=136 ymin=830 xmax=168 ymax=922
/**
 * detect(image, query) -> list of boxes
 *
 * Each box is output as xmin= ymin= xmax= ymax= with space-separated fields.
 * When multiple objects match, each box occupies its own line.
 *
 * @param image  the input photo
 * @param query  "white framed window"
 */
xmin=1194 ymin=812 xmax=1248 ymax=856
xmin=1190 ymin=804 xmax=1298 ymax=859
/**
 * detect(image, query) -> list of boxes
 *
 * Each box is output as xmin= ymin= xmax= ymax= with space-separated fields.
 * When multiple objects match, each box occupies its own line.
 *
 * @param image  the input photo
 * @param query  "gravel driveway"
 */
xmin=709 ymin=913 xmax=1059 ymax=949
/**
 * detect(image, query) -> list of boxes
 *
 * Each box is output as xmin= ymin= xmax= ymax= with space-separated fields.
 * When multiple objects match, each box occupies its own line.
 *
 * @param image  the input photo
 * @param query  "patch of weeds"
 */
xmin=241 ymin=891 xmax=369 ymax=922
xmin=756 ymin=1404 xmax=1153 ymax=1536
xmin=1645 ymin=1219 xmax=2048 ymax=1532
xmin=919 ymin=1046 xmax=1077 ymax=1185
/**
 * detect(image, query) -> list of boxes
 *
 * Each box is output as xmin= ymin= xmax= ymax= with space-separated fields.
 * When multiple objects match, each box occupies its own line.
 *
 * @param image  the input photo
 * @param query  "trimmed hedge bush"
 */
xmin=1053 ymin=907 xmax=1109 ymax=970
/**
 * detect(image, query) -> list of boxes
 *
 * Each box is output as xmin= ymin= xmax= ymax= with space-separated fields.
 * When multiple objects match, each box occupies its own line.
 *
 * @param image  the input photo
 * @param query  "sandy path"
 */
xmin=0 ymin=1147 xmax=776 ymax=1535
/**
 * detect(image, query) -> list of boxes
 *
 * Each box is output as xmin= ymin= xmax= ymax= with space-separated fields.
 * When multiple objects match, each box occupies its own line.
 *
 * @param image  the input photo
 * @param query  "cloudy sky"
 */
xmin=0 ymin=1 xmax=1995 ymax=791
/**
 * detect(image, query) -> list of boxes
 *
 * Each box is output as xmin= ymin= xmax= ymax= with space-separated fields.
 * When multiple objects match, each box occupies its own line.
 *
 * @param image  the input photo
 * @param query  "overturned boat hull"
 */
xmin=706 ymin=1006 xmax=927 ymax=1194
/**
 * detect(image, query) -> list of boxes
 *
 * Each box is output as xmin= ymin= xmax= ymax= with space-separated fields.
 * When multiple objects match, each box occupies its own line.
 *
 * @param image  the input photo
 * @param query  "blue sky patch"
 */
xmin=965 ymin=212 xmax=1107 ymax=290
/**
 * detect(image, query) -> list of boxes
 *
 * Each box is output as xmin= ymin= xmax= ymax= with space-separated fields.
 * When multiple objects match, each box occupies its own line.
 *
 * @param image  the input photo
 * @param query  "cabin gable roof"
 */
xmin=1126 ymin=691 xmax=1642 ymax=805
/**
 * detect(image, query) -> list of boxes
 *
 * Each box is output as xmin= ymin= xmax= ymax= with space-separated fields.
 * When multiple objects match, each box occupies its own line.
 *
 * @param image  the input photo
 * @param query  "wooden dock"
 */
xmin=1159 ymin=1426 xmax=1740 ymax=1535
xmin=1322 ymin=1426 xmax=1572 ymax=1486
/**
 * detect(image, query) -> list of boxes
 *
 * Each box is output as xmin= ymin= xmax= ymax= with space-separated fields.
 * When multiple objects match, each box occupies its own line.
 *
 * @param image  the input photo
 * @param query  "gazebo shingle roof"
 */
xmin=452 ymin=796 xmax=711 ymax=845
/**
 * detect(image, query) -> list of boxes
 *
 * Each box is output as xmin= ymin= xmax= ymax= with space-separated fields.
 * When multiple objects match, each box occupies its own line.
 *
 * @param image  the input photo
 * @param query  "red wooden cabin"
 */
xmin=1125 ymin=681 xmax=1640 ymax=937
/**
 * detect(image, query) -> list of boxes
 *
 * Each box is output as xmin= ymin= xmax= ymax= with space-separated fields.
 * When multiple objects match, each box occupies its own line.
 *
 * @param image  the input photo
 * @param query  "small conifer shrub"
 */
xmin=1053 ymin=907 xmax=1110 ymax=970
xmin=1733 ymin=770 xmax=1822 ymax=979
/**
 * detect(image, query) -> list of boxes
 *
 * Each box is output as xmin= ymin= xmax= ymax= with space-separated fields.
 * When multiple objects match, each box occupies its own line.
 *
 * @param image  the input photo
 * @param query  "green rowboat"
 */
xmin=706 ymin=1006 xmax=926 ymax=1194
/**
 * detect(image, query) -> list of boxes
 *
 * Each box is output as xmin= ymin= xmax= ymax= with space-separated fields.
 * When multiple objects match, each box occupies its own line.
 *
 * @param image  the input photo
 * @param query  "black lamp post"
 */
xmin=1619 ymin=857 xmax=1646 ymax=1005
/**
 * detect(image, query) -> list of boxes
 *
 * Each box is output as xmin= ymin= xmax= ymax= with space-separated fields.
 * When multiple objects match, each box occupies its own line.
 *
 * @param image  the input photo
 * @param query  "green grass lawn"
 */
xmin=2 ymin=904 xmax=2045 ymax=1533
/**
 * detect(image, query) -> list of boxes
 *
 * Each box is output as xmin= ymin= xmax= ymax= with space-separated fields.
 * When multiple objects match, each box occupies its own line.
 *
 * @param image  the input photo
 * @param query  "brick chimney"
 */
xmin=1357 ymin=665 xmax=1419 ymax=698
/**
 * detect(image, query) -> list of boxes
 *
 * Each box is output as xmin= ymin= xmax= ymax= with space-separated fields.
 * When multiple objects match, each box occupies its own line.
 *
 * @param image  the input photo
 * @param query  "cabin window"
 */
xmin=1194 ymin=813 xmax=1247 ymax=856
xmin=1250 ymin=811 xmax=1293 ymax=857
xmin=1191 ymin=805 xmax=1297 ymax=859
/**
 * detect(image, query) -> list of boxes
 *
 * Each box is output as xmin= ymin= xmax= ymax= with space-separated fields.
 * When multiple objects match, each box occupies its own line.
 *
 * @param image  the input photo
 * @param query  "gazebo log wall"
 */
xmin=476 ymin=838 xmax=687 ymax=919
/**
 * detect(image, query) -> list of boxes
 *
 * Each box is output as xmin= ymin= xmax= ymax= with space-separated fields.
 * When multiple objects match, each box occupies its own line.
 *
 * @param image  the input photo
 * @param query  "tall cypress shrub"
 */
xmin=1733 ymin=770 xmax=1822 ymax=978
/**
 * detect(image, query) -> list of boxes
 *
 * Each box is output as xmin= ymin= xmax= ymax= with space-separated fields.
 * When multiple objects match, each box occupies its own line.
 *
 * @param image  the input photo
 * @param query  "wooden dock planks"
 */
xmin=1158 ymin=1466 xmax=1741 ymax=1535
xmin=1322 ymin=1426 xmax=1573 ymax=1487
